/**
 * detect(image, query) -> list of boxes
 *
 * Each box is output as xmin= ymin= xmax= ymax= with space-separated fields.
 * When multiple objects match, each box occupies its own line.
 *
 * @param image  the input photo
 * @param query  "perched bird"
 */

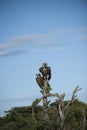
xmin=39 ymin=63 xmax=51 ymax=80
xmin=36 ymin=73 xmax=44 ymax=89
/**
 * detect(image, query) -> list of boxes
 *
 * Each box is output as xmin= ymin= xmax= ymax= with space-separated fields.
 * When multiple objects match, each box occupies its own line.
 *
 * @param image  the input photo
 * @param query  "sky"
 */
xmin=0 ymin=0 xmax=87 ymax=117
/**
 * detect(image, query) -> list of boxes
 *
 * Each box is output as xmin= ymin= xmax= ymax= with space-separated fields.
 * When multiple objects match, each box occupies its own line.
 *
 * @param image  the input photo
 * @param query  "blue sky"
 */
xmin=0 ymin=0 xmax=87 ymax=116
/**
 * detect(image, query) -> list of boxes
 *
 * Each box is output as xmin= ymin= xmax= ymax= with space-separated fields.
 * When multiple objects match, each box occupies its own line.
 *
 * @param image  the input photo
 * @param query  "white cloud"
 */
xmin=0 ymin=50 xmax=26 ymax=56
xmin=0 ymin=34 xmax=39 ymax=50
xmin=30 ymin=46 xmax=66 ymax=52
xmin=0 ymin=27 xmax=87 ymax=56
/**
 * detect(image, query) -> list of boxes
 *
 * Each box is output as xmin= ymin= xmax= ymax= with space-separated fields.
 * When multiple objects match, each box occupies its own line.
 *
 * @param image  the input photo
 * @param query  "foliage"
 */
xmin=0 ymin=99 xmax=87 ymax=130
xmin=32 ymin=98 xmax=41 ymax=106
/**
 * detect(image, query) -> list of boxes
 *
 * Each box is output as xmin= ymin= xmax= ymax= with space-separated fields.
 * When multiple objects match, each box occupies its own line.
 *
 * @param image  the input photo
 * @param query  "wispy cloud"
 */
xmin=77 ymin=35 xmax=87 ymax=41
xmin=0 ymin=50 xmax=26 ymax=57
xmin=0 ymin=34 xmax=39 ymax=50
xmin=0 ymin=27 xmax=87 ymax=56
xmin=30 ymin=46 xmax=66 ymax=52
xmin=1 ymin=28 xmax=87 ymax=48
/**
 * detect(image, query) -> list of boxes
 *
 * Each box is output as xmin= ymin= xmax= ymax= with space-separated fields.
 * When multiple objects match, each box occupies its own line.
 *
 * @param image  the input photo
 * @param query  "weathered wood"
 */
xmin=82 ymin=108 xmax=86 ymax=130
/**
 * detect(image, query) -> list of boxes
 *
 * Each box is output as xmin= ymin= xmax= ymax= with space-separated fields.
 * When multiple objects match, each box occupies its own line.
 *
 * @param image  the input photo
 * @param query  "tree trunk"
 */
xmin=82 ymin=108 xmax=86 ymax=130
xmin=43 ymin=80 xmax=49 ymax=121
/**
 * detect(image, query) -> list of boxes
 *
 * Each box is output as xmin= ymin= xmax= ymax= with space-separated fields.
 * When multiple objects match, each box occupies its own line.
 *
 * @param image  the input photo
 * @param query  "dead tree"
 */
xmin=56 ymin=86 xmax=82 ymax=129
xmin=39 ymin=86 xmax=82 ymax=130
xmin=36 ymin=63 xmax=51 ymax=121
xmin=33 ymin=63 xmax=82 ymax=130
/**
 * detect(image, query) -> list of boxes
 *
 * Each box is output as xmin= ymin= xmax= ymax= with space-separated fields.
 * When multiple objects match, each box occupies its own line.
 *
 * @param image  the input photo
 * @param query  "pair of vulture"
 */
xmin=36 ymin=63 xmax=51 ymax=89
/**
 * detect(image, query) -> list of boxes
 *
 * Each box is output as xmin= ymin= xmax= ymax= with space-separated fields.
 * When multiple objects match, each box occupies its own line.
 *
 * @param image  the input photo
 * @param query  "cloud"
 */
xmin=0 ymin=50 xmax=26 ymax=57
xmin=0 ymin=34 xmax=39 ymax=50
xmin=77 ymin=35 xmax=87 ymax=41
xmin=60 ymin=28 xmax=87 ymax=33
xmin=1 ymin=28 xmax=87 ymax=49
xmin=30 ymin=46 xmax=66 ymax=52
xmin=0 ymin=27 xmax=87 ymax=56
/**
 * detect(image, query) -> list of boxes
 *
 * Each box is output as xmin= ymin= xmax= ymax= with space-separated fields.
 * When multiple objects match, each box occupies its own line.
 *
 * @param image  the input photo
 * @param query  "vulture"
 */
xmin=36 ymin=73 xmax=44 ymax=89
xmin=39 ymin=63 xmax=51 ymax=80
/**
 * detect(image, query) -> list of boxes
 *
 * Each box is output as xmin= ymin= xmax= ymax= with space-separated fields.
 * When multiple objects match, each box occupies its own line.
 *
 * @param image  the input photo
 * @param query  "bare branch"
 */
xmin=65 ymin=86 xmax=82 ymax=111
xmin=71 ymin=86 xmax=82 ymax=101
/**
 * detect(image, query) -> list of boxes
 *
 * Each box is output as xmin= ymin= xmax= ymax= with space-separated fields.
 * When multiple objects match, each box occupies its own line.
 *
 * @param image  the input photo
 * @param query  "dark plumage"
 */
xmin=39 ymin=63 xmax=51 ymax=80
xmin=36 ymin=73 xmax=44 ymax=89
